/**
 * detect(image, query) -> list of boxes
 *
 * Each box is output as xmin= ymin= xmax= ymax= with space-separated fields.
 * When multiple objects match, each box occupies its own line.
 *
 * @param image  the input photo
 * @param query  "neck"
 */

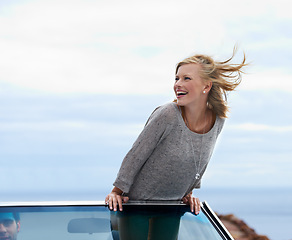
xmin=183 ymin=103 xmax=210 ymax=134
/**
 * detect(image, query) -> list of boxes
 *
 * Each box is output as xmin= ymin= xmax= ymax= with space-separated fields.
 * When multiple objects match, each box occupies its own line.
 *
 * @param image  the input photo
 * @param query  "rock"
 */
xmin=217 ymin=213 xmax=270 ymax=240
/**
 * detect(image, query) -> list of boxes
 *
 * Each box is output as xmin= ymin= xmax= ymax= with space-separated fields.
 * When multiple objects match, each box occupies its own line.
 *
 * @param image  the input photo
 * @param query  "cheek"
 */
xmin=188 ymin=82 xmax=200 ymax=92
xmin=7 ymin=227 xmax=14 ymax=235
xmin=173 ymin=83 xmax=177 ymax=92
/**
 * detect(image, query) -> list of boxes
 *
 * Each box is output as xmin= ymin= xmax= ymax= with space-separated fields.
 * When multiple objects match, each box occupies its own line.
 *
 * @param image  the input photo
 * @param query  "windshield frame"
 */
xmin=0 ymin=200 xmax=234 ymax=240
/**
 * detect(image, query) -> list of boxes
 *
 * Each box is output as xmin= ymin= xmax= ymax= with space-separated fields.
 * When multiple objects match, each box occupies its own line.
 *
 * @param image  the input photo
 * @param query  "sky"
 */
xmin=0 ymin=0 xmax=291 ymax=201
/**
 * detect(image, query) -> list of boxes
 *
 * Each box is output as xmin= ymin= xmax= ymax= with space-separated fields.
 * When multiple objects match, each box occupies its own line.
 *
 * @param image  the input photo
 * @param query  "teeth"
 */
xmin=177 ymin=91 xmax=187 ymax=96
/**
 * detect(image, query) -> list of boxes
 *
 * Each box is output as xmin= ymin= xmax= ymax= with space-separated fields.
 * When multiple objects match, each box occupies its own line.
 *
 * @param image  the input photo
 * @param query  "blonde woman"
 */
xmin=105 ymin=48 xmax=247 ymax=239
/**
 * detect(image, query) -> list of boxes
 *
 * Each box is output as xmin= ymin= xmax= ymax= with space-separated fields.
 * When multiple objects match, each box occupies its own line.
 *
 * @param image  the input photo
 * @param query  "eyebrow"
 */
xmin=176 ymin=73 xmax=192 ymax=77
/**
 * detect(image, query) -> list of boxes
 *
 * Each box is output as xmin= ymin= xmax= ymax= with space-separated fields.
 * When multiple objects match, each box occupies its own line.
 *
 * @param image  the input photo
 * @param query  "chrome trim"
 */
xmin=0 ymin=201 xmax=106 ymax=207
xmin=201 ymin=201 xmax=234 ymax=240
xmin=124 ymin=200 xmax=186 ymax=205
xmin=0 ymin=200 xmax=188 ymax=207
xmin=0 ymin=200 xmax=234 ymax=240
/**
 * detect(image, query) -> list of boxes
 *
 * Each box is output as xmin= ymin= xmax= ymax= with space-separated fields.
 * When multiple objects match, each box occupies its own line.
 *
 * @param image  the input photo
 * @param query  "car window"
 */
xmin=0 ymin=203 xmax=229 ymax=240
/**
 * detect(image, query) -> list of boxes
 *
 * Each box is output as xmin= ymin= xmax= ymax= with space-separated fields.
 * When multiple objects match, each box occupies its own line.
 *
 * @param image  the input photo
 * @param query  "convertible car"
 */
xmin=0 ymin=200 xmax=234 ymax=240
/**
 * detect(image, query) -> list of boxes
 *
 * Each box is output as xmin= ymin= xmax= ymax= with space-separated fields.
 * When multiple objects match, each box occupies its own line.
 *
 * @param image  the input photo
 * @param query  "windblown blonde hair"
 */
xmin=175 ymin=48 xmax=247 ymax=118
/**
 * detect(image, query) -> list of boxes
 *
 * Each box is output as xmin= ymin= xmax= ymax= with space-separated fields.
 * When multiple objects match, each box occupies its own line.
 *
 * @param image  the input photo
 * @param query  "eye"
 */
xmin=175 ymin=77 xmax=179 ymax=81
xmin=184 ymin=77 xmax=191 ymax=80
xmin=2 ymin=220 xmax=14 ymax=227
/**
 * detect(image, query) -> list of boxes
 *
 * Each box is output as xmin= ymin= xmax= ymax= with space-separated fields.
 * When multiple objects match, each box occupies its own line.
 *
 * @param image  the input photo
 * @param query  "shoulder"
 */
xmin=152 ymin=102 xmax=178 ymax=117
xmin=216 ymin=116 xmax=225 ymax=135
xmin=217 ymin=116 xmax=225 ymax=125
xmin=145 ymin=102 xmax=179 ymax=126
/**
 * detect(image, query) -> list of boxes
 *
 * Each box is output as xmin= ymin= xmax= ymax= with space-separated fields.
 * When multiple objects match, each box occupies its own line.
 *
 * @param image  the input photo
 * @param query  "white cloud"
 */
xmin=237 ymin=69 xmax=292 ymax=93
xmin=0 ymin=0 xmax=292 ymax=194
xmin=0 ymin=120 xmax=143 ymax=138
xmin=4 ymin=0 xmax=287 ymax=94
xmin=227 ymin=123 xmax=292 ymax=132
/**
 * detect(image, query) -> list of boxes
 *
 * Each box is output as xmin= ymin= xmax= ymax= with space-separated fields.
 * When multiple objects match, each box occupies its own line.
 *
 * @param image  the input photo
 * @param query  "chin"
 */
xmin=176 ymin=100 xmax=185 ymax=106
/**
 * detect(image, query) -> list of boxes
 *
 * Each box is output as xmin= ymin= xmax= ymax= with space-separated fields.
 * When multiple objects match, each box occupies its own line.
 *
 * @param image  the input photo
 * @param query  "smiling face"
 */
xmin=174 ymin=63 xmax=208 ymax=108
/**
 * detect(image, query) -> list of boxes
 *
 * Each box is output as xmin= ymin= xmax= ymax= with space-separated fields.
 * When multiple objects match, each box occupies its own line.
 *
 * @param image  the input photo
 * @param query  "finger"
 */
xmin=105 ymin=195 xmax=111 ymax=204
xmin=190 ymin=197 xmax=195 ymax=213
xmin=108 ymin=196 xmax=113 ymax=210
xmin=182 ymin=196 xmax=189 ymax=204
xmin=112 ymin=196 xmax=118 ymax=211
xmin=117 ymin=195 xmax=123 ymax=211
xmin=195 ymin=198 xmax=201 ymax=215
xmin=122 ymin=196 xmax=129 ymax=203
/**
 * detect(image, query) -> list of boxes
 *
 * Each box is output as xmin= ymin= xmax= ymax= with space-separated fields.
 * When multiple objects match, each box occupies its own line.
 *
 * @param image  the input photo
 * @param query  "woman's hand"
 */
xmin=182 ymin=192 xmax=200 ymax=215
xmin=105 ymin=187 xmax=129 ymax=211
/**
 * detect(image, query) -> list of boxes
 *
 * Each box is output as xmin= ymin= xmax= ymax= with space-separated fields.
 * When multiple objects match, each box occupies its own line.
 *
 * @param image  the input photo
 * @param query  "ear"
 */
xmin=203 ymin=81 xmax=212 ymax=93
xmin=16 ymin=221 xmax=20 ymax=232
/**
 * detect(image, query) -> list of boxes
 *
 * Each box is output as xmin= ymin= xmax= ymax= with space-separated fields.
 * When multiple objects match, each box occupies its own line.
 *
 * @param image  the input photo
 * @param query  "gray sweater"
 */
xmin=114 ymin=102 xmax=225 ymax=201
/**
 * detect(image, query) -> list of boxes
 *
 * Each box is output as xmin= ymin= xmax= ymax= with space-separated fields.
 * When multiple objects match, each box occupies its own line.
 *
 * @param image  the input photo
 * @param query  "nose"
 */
xmin=0 ymin=223 xmax=6 ymax=233
xmin=174 ymin=78 xmax=182 ymax=88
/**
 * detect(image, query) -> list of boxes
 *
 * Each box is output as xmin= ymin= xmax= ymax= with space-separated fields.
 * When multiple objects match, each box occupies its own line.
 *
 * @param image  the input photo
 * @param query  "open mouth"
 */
xmin=176 ymin=91 xmax=188 ymax=97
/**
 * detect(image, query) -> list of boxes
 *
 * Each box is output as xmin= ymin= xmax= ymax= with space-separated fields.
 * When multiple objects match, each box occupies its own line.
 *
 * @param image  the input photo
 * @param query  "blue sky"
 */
xmin=0 ymin=0 xmax=291 ymax=201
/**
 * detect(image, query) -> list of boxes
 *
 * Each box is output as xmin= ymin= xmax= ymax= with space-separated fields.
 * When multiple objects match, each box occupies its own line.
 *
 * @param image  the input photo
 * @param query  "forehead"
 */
xmin=176 ymin=63 xmax=201 ymax=75
xmin=0 ymin=213 xmax=15 ymax=221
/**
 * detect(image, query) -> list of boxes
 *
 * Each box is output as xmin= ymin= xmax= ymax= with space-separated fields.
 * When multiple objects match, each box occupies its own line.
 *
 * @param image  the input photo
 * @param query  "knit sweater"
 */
xmin=114 ymin=102 xmax=225 ymax=201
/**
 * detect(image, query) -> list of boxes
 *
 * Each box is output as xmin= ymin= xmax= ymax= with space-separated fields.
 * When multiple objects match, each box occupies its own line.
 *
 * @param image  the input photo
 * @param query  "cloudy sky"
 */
xmin=0 ymin=0 xmax=291 ymax=201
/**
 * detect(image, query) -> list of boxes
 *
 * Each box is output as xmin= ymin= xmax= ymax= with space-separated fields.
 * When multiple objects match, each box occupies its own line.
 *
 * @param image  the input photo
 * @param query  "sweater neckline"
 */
xmin=171 ymin=102 xmax=218 ymax=136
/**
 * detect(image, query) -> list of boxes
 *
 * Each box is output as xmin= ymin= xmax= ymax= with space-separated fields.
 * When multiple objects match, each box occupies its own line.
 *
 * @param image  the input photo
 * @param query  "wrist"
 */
xmin=112 ymin=187 xmax=123 ymax=195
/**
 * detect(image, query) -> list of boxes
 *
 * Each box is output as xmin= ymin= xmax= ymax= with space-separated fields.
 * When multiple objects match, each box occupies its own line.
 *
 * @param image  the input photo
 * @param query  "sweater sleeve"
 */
xmin=113 ymin=104 xmax=174 ymax=193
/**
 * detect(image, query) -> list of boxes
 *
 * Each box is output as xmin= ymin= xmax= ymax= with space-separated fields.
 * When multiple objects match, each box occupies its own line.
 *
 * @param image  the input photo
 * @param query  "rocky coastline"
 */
xmin=217 ymin=213 xmax=270 ymax=240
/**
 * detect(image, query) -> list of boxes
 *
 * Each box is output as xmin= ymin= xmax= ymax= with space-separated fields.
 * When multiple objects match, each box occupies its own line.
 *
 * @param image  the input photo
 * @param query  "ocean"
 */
xmin=2 ymin=187 xmax=291 ymax=240
xmin=198 ymin=187 xmax=292 ymax=240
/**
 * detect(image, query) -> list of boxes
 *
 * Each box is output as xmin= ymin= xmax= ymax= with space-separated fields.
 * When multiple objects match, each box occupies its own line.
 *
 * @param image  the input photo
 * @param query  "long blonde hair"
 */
xmin=175 ymin=48 xmax=247 ymax=118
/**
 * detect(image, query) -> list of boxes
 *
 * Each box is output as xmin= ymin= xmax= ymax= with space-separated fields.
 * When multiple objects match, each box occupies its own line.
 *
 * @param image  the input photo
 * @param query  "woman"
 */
xmin=105 ymin=49 xmax=247 ymax=239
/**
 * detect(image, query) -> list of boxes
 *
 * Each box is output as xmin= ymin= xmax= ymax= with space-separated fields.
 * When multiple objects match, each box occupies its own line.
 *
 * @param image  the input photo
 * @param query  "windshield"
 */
xmin=0 ymin=203 xmax=230 ymax=240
